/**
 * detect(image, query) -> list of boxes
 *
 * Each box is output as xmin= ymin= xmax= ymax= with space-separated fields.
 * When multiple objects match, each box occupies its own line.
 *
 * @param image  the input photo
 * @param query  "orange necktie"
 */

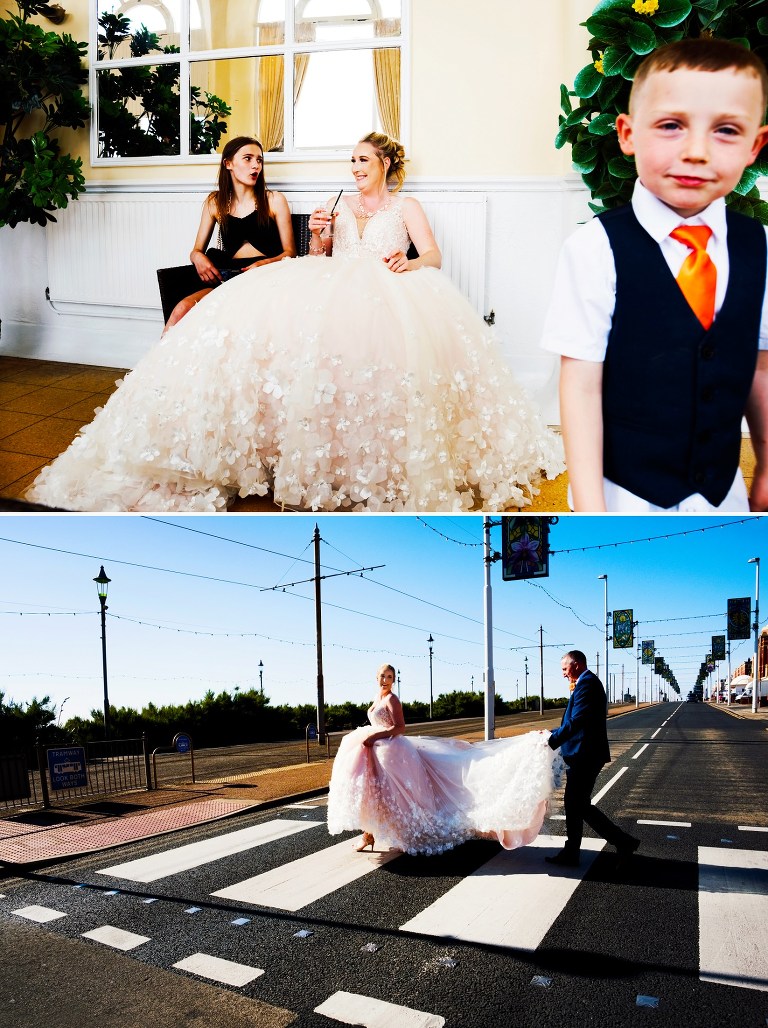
xmin=669 ymin=225 xmax=716 ymax=329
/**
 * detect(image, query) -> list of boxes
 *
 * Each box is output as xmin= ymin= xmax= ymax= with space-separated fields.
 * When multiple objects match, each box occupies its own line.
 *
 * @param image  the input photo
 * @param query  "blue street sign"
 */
xmin=306 ymin=724 xmax=317 ymax=740
xmin=173 ymin=733 xmax=192 ymax=753
xmin=47 ymin=747 xmax=87 ymax=790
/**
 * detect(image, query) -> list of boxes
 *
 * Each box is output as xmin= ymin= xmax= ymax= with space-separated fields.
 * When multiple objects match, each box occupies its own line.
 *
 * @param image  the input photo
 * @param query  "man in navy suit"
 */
xmin=546 ymin=649 xmax=639 ymax=867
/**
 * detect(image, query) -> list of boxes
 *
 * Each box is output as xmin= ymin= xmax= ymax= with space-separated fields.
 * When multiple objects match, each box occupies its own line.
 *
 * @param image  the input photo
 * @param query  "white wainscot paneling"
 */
xmin=45 ymin=190 xmax=487 ymax=315
xmin=2 ymin=179 xmax=588 ymax=400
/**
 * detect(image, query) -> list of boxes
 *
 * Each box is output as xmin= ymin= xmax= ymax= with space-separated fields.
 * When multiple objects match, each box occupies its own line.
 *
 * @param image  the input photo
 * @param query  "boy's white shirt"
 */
xmin=541 ymin=178 xmax=765 ymax=511
xmin=541 ymin=178 xmax=768 ymax=363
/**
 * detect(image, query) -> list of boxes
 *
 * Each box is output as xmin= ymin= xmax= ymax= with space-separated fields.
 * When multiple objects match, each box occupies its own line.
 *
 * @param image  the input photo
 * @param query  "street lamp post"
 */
xmin=258 ymin=659 xmax=264 ymax=695
xmin=427 ymin=634 xmax=434 ymax=720
xmin=749 ymin=557 xmax=761 ymax=714
xmin=524 ymin=655 xmax=529 ymax=712
xmin=598 ymin=574 xmax=609 ymax=711
xmin=93 ymin=565 xmax=111 ymax=739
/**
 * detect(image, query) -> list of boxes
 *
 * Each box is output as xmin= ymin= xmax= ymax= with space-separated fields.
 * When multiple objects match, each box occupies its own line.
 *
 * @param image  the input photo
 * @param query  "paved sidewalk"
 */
xmin=0 ymin=760 xmax=333 ymax=868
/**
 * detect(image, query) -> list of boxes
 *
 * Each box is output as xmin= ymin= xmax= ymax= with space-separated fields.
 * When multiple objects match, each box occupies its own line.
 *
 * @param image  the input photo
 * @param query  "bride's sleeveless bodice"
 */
xmin=331 ymin=195 xmax=410 ymax=260
xmin=368 ymin=700 xmax=395 ymax=730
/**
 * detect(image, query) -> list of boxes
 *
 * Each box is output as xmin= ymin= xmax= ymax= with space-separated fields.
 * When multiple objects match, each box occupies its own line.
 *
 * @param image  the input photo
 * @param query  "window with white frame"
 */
xmin=92 ymin=0 xmax=407 ymax=163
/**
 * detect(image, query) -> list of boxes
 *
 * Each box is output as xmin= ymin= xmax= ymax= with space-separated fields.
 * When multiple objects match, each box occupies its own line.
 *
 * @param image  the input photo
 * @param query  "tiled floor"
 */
xmin=20 ymin=352 xmax=766 ymax=514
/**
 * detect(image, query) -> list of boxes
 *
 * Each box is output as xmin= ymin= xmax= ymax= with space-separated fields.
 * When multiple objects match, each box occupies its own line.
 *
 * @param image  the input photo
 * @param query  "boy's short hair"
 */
xmin=630 ymin=37 xmax=768 ymax=116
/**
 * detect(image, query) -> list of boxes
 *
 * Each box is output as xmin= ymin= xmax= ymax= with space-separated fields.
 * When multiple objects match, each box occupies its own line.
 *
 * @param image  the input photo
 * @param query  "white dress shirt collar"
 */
xmin=631 ymin=178 xmax=727 ymax=244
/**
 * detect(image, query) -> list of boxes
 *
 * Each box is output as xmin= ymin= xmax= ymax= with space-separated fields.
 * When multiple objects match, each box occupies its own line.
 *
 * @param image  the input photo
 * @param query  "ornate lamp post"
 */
xmin=93 ymin=565 xmax=111 ymax=739
xmin=427 ymin=634 xmax=434 ymax=719
xmin=258 ymin=659 xmax=264 ymax=695
xmin=524 ymin=655 xmax=529 ymax=711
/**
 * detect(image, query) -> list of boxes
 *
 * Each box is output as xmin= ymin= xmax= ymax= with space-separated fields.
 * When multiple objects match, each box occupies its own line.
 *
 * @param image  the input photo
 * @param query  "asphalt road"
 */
xmin=2 ymin=702 xmax=767 ymax=1028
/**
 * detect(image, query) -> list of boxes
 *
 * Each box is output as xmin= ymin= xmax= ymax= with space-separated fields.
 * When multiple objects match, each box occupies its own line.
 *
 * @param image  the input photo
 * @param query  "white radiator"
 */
xmin=46 ymin=189 xmax=487 ymax=315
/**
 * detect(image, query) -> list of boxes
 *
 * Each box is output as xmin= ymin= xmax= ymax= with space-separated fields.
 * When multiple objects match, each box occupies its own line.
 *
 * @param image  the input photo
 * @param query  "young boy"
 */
xmin=542 ymin=38 xmax=768 ymax=512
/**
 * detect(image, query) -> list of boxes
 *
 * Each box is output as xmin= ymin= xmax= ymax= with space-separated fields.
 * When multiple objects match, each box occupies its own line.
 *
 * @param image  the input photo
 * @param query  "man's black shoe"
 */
xmin=614 ymin=836 xmax=640 ymax=871
xmin=545 ymin=849 xmax=580 ymax=868
xmin=617 ymin=836 xmax=640 ymax=857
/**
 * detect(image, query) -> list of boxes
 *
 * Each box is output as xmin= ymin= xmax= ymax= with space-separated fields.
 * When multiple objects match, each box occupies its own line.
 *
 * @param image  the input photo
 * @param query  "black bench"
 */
xmin=156 ymin=213 xmax=312 ymax=323
xmin=157 ymin=210 xmax=416 ymax=323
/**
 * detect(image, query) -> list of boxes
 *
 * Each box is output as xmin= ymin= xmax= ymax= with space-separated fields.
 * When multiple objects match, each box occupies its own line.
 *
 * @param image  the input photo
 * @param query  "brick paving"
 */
xmin=0 ymin=760 xmax=333 ymax=868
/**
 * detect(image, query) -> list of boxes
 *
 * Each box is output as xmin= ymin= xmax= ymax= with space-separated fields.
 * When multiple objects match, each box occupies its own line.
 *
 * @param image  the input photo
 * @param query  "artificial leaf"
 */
xmin=608 ymin=155 xmax=637 ymax=178
xmin=574 ymin=62 xmax=604 ymax=98
xmin=587 ymin=111 xmax=618 ymax=135
xmin=652 ymin=0 xmax=694 ymax=28
xmin=626 ymin=20 xmax=658 ymax=55
xmin=602 ymin=44 xmax=629 ymax=76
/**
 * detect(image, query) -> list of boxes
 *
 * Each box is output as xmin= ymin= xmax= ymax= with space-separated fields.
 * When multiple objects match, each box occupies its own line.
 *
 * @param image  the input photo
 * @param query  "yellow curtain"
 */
xmin=294 ymin=18 xmax=315 ymax=105
xmin=258 ymin=22 xmax=284 ymax=152
xmin=373 ymin=21 xmax=400 ymax=140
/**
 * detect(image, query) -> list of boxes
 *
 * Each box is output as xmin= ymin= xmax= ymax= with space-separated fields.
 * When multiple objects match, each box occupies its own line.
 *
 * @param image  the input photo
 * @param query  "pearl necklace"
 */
xmin=356 ymin=194 xmax=391 ymax=219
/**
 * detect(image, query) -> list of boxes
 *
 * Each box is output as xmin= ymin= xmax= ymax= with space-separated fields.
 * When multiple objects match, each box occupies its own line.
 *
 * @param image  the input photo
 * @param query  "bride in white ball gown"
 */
xmin=28 ymin=132 xmax=562 ymax=512
xmin=327 ymin=664 xmax=564 ymax=856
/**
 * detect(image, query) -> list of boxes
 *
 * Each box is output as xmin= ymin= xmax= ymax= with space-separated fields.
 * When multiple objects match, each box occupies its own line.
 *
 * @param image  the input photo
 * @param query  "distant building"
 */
xmin=733 ymin=627 xmax=768 ymax=682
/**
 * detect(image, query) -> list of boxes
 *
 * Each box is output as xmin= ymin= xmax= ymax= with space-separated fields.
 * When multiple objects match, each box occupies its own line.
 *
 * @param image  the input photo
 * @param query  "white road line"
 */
xmin=97 ymin=819 xmax=319 ymax=883
xmin=650 ymin=728 xmax=662 ymax=739
xmin=399 ymin=835 xmax=605 ymax=951
xmin=12 ymin=905 xmax=66 ymax=924
xmin=173 ymin=952 xmax=264 ymax=987
xmin=738 ymin=826 xmax=768 ymax=833
xmin=549 ymin=814 xmax=566 ymax=820
xmin=632 ymin=744 xmax=649 ymax=760
xmin=81 ymin=925 xmax=151 ymax=951
xmin=315 ymin=991 xmax=445 ymax=1027
xmin=592 ymin=766 xmax=628 ymax=804
xmin=212 ymin=838 xmax=399 ymax=910
xmin=699 ymin=847 xmax=768 ymax=992
xmin=637 ymin=820 xmax=691 ymax=828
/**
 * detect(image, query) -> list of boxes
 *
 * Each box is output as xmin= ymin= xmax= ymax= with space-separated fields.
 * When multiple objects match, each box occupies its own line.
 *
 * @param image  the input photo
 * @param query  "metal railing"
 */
xmin=0 ymin=737 xmax=152 ymax=812
xmin=0 ymin=751 xmax=40 ymax=811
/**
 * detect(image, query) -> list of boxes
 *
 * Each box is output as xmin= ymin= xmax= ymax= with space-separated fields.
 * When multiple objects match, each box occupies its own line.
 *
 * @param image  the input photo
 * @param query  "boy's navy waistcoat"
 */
xmin=598 ymin=205 xmax=765 ymax=508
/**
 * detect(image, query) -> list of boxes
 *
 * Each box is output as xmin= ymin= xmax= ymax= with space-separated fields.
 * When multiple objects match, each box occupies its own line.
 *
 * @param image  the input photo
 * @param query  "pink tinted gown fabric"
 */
xmin=327 ymin=700 xmax=563 ymax=855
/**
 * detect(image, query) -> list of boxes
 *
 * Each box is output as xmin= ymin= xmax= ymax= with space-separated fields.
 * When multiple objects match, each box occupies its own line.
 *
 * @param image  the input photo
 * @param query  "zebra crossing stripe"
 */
xmin=81 ymin=925 xmax=151 ymax=951
xmin=12 ymin=905 xmax=66 ymax=924
xmin=173 ymin=952 xmax=264 ymax=986
xmin=400 ymin=835 xmax=604 ymax=950
xmin=96 ymin=819 xmax=319 ymax=883
xmin=314 ymin=990 xmax=445 ymax=1027
xmin=698 ymin=847 xmax=768 ymax=992
xmin=211 ymin=838 xmax=399 ymax=911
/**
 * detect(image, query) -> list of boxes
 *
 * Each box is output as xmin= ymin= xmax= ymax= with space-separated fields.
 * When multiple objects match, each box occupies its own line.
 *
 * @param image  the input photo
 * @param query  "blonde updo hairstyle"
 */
xmin=360 ymin=132 xmax=406 ymax=192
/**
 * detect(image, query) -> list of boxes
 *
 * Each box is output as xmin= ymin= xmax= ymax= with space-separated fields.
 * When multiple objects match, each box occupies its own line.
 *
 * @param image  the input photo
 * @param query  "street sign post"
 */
xmin=47 ymin=746 xmax=87 ymax=790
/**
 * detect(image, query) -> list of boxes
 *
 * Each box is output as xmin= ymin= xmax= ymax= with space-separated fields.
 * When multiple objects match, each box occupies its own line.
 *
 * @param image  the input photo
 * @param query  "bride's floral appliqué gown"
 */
xmin=327 ymin=700 xmax=564 ymax=855
xmin=28 ymin=196 xmax=563 ymax=512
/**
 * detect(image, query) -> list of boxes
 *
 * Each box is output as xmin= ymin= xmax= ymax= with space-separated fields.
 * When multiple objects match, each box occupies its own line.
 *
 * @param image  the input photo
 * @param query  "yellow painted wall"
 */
xmin=6 ymin=0 xmax=595 ymax=183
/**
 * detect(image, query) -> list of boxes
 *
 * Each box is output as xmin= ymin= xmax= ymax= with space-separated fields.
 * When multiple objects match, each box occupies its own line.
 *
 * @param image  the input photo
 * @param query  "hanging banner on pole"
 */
xmin=654 ymin=656 xmax=664 ymax=674
xmin=727 ymin=597 xmax=751 ymax=640
xmin=612 ymin=609 xmax=633 ymax=649
xmin=711 ymin=635 xmax=726 ymax=661
xmin=642 ymin=640 xmax=655 ymax=664
xmin=501 ymin=517 xmax=550 ymax=581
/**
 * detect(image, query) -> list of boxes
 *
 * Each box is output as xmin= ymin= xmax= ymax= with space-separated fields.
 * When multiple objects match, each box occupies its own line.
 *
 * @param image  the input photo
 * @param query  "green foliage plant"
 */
xmin=557 ymin=0 xmax=768 ymax=222
xmin=96 ymin=12 xmax=231 ymax=158
xmin=0 ymin=0 xmax=89 ymax=227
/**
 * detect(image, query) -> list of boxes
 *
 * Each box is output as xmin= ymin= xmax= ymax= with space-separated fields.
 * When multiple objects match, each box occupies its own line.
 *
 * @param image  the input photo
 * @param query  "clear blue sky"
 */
xmin=0 ymin=514 xmax=764 ymax=723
